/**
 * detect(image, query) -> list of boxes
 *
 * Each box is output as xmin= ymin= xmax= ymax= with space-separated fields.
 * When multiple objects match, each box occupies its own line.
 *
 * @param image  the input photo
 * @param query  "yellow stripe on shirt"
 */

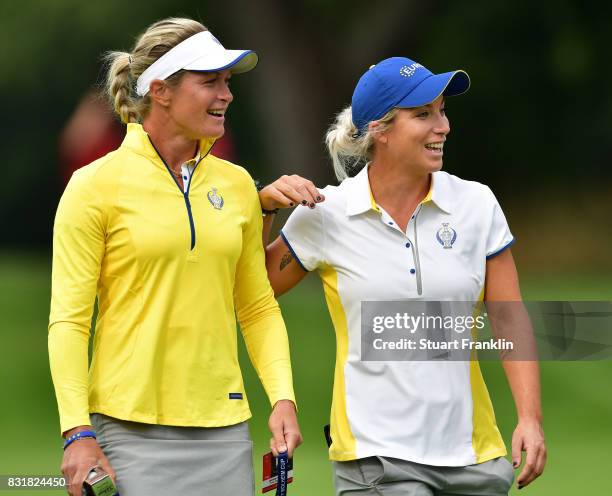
xmin=470 ymin=288 xmax=507 ymax=462
xmin=320 ymin=265 xmax=357 ymax=461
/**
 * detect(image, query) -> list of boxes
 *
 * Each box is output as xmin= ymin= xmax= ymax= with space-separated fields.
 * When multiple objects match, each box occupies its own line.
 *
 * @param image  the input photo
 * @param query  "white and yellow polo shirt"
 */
xmin=281 ymin=165 xmax=514 ymax=466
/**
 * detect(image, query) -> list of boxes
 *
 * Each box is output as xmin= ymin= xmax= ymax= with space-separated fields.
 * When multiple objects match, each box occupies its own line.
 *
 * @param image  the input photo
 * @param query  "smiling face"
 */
xmin=164 ymin=69 xmax=233 ymax=140
xmin=374 ymin=95 xmax=450 ymax=174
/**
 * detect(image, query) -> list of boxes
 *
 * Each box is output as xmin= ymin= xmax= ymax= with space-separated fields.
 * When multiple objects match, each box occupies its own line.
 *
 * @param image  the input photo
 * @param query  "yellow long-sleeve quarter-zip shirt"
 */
xmin=49 ymin=123 xmax=295 ymax=434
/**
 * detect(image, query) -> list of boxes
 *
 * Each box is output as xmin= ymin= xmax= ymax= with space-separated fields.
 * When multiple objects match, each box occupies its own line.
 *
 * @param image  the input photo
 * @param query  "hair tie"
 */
xmin=128 ymin=55 xmax=133 ymax=65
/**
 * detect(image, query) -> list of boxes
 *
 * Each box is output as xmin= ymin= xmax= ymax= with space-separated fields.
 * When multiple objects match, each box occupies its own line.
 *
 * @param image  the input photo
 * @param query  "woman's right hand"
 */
xmin=61 ymin=435 xmax=116 ymax=496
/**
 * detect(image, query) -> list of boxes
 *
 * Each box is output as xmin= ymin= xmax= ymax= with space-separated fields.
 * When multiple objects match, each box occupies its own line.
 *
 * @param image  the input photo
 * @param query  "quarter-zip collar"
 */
xmin=120 ymin=123 xmax=215 ymax=171
xmin=121 ymin=123 xmax=215 ymax=252
xmin=345 ymin=165 xmax=452 ymax=216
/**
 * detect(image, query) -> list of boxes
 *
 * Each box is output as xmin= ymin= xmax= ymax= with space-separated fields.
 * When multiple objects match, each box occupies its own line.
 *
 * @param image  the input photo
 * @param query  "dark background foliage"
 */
xmin=1 ymin=0 xmax=610 ymax=272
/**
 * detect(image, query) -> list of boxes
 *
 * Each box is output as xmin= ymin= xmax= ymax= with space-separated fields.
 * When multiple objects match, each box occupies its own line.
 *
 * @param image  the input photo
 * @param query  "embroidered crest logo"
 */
xmin=436 ymin=223 xmax=457 ymax=249
xmin=207 ymin=188 xmax=224 ymax=210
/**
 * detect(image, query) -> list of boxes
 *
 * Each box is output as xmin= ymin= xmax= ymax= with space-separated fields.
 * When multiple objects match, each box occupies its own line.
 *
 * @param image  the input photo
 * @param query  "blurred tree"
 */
xmin=206 ymin=0 xmax=431 ymax=183
xmin=0 ymin=0 xmax=610 ymax=260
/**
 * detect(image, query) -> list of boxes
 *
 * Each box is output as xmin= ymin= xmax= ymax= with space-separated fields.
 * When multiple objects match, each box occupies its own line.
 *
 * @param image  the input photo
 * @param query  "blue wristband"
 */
xmin=276 ymin=452 xmax=288 ymax=496
xmin=63 ymin=430 xmax=96 ymax=450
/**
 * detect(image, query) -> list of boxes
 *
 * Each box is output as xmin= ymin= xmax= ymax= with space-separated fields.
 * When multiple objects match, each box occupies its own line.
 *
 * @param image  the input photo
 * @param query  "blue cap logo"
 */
xmin=399 ymin=63 xmax=423 ymax=78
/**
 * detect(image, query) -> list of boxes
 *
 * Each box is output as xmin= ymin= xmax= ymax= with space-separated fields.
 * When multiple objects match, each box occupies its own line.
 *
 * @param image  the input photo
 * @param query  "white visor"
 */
xmin=136 ymin=31 xmax=258 ymax=96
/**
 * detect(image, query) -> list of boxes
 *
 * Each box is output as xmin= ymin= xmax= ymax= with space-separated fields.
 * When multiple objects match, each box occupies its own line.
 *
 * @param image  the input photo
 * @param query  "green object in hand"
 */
xmin=82 ymin=468 xmax=119 ymax=496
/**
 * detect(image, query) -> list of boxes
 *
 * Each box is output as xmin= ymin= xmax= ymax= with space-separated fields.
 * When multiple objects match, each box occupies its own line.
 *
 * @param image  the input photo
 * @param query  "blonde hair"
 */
xmin=325 ymin=106 xmax=398 ymax=182
xmin=104 ymin=18 xmax=207 ymax=124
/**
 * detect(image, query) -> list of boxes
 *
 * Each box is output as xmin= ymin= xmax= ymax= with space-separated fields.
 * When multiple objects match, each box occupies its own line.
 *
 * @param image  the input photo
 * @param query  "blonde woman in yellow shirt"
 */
xmin=49 ymin=17 xmax=301 ymax=496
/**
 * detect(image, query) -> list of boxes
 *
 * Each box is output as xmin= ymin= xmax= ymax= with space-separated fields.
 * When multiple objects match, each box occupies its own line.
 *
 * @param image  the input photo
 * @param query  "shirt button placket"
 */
xmin=404 ymin=239 xmax=417 ymax=276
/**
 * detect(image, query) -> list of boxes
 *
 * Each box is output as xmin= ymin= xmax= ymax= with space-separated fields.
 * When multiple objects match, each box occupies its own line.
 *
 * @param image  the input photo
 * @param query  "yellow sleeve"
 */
xmin=48 ymin=169 xmax=106 ymax=434
xmin=234 ymin=181 xmax=297 ymax=408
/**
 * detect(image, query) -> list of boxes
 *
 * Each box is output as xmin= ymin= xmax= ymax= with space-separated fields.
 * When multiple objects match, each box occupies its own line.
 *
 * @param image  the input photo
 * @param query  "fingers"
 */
xmin=272 ymin=181 xmax=304 ymax=207
xmin=511 ymin=433 xmax=523 ymax=469
xmin=294 ymin=175 xmax=325 ymax=207
xmin=269 ymin=435 xmax=286 ymax=457
xmin=516 ymin=445 xmax=538 ymax=489
xmin=518 ymin=444 xmax=546 ymax=489
xmin=291 ymin=175 xmax=323 ymax=208
xmin=98 ymin=456 xmax=117 ymax=484
xmin=270 ymin=431 xmax=302 ymax=459
xmin=66 ymin=468 xmax=88 ymax=496
xmin=263 ymin=187 xmax=296 ymax=209
xmin=284 ymin=431 xmax=303 ymax=458
xmin=61 ymin=458 xmax=82 ymax=496
xmin=535 ymin=446 xmax=547 ymax=479
xmin=269 ymin=437 xmax=278 ymax=457
xmin=269 ymin=421 xmax=288 ymax=457
xmin=260 ymin=175 xmax=324 ymax=211
xmin=309 ymin=185 xmax=325 ymax=204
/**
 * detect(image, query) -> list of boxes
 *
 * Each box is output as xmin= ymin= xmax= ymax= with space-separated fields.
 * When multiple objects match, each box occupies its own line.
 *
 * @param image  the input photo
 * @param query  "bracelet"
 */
xmin=63 ymin=430 xmax=97 ymax=450
xmin=256 ymin=180 xmax=277 ymax=216
xmin=262 ymin=208 xmax=279 ymax=216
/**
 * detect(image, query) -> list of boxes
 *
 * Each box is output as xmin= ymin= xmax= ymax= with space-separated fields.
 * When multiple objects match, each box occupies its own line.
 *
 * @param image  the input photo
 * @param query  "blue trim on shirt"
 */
xmin=147 ymin=137 xmax=215 ymax=251
xmin=486 ymin=237 xmax=515 ymax=260
xmin=279 ymin=231 xmax=309 ymax=272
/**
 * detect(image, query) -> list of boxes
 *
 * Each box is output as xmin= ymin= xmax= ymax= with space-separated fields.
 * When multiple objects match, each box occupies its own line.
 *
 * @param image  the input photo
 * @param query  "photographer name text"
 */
xmin=372 ymin=337 xmax=514 ymax=351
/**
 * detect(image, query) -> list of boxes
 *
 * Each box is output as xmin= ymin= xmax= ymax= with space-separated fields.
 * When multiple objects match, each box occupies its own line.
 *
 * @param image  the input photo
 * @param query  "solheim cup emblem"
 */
xmin=207 ymin=188 xmax=224 ymax=210
xmin=436 ymin=223 xmax=457 ymax=249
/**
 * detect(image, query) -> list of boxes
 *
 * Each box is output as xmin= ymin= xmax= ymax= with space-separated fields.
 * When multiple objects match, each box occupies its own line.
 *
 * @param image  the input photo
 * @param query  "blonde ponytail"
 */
xmin=105 ymin=51 xmax=136 ymax=123
xmin=325 ymin=106 xmax=398 ymax=182
xmin=104 ymin=17 xmax=207 ymax=124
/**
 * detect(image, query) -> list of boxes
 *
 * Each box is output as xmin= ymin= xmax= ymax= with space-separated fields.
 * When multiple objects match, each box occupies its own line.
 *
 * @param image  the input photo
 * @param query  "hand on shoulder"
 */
xmin=259 ymin=175 xmax=325 ymax=211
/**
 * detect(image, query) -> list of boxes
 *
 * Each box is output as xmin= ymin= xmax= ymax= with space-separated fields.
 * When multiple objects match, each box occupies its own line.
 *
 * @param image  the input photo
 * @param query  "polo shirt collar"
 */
xmin=345 ymin=165 xmax=452 ymax=216
xmin=121 ymin=123 xmax=215 ymax=169
xmin=429 ymin=171 xmax=452 ymax=213
xmin=345 ymin=165 xmax=375 ymax=216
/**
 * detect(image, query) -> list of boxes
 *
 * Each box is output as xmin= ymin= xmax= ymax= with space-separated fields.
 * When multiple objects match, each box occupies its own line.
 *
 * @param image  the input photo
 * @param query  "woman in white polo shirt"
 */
xmin=259 ymin=57 xmax=546 ymax=495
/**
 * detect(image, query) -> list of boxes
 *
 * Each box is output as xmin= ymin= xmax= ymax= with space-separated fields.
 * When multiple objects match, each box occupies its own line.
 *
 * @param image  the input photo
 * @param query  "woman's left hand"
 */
xmin=268 ymin=399 xmax=303 ymax=458
xmin=259 ymin=175 xmax=325 ymax=212
xmin=512 ymin=418 xmax=547 ymax=489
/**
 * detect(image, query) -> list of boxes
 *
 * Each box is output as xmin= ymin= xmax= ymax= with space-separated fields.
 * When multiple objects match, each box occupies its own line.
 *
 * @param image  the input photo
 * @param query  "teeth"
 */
xmin=208 ymin=110 xmax=225 ymax=116
xmin=425 ymin=142 xmax=443 ymax=150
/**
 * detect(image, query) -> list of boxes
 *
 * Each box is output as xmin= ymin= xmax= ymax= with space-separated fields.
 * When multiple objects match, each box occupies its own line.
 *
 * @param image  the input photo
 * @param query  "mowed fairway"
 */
xmin=0 ymin=252 xmax=610 ymax=495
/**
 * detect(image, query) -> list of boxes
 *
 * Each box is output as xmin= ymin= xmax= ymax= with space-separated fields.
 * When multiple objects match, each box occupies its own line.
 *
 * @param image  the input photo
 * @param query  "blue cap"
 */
xmin=351 ymin=57 xmax=470 ymax=135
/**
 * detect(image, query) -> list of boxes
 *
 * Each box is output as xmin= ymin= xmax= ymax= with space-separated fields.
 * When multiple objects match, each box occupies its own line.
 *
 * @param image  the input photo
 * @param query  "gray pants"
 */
xmin=333 ymin=456 xmax=515 ymax=496
xmin=91 ymin=413 xmax=254 ymax=496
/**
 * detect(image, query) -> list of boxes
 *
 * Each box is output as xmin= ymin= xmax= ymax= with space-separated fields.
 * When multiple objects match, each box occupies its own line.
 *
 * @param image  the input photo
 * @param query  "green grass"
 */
xmin=0 ymin=252 xmax=611 ymax=494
